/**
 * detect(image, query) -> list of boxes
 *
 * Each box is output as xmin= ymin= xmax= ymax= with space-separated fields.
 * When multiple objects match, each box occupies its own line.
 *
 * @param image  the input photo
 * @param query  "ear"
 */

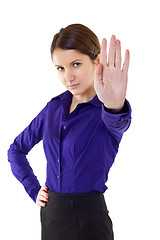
xmin=95 ymin=54 xmax=100 ymax=65
xmin=97 ymin=54 xmax=100 ymax=62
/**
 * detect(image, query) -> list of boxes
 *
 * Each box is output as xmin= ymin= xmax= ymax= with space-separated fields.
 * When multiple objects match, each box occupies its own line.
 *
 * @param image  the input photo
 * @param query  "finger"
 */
xmin=37 ymin=193 xmax=49 ymax=206
xmin=39 ymin=186 xmax=49 ymax=198
xmin=94 ymin=62 xmax=103 ymax=88
xmin=41 ymin=186 xmax=48 ymax=195
xmin=36 ymin=194 xmax=47 ymax=207
xmin=40 ymin=190 xmax=49 ymax=199
xmin=36 ymin=186 xmax=49 ymax=207
xmin=122 ymin=49 xmax=130 ymax=74
xmin=37 ymin=199 xmax=46 ymax=207
xmin=115 ymin=39 xmax=121 ymax=68
xmin=42 ymin=185 xmax=48 ymax=191
xmin=100 ymin=38 xmax=107 ymax=67
xmin=108 ymin=35 xmax=116 ymax=67
xmin=40 ymin=193 xmax=49 ymax=201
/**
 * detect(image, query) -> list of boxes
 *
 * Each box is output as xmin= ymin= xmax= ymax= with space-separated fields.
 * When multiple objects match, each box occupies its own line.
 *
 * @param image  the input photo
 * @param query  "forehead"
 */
xmin=52 ymin=48 xmax=89 ymax=64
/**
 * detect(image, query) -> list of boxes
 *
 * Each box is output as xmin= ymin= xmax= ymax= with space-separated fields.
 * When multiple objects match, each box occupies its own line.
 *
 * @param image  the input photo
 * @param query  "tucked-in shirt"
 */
xmin=8 ymin=90 xmax=132 ymax=203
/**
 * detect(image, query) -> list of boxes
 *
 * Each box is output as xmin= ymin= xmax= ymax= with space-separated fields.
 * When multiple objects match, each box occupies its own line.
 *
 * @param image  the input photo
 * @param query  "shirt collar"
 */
xmin=55 ymin=90 xmax=102 ymax=108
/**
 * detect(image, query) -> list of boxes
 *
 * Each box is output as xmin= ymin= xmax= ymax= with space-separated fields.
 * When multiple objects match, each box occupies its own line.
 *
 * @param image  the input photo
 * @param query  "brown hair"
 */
xmin=50 ymin=23 xmax=100 ymax=61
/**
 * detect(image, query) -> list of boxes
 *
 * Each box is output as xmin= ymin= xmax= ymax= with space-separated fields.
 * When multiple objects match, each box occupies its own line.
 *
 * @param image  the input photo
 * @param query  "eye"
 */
xmin=56 ymin=66 xmax=64 ymax=71
xmin=73 ymin=62 xmax=81 ymax=67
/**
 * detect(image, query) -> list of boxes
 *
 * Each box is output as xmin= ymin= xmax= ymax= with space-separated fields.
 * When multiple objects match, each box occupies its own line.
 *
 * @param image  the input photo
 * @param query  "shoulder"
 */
xmin=48 ymin=90 xmax=70 ymax=103
xmin=47 ymin=90 xmax=72 ymax=109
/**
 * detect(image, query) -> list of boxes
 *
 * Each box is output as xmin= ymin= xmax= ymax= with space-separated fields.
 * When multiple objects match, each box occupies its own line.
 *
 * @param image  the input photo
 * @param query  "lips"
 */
xmin=68 ymin=84 xmax=80 ymax=89
xmin=68 ymin=84 xmax=79 ymax=87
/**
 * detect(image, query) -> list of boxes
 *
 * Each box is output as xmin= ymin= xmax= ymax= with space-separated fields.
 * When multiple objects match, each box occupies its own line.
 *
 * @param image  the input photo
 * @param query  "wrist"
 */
xmin=104 ymin=103 xmax=124 ymax=113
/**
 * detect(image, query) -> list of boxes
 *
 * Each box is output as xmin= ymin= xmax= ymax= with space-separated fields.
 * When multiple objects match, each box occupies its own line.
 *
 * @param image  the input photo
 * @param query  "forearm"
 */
xmin=102 ymin=99 xmax=132 ymax=142
xmin=8 ymin=144 xmax=41 ymax=202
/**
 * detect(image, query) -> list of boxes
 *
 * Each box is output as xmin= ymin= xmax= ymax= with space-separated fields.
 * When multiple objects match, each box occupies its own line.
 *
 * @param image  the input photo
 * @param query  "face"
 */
xmin=52 ymin=48 xmax=99 ymax=101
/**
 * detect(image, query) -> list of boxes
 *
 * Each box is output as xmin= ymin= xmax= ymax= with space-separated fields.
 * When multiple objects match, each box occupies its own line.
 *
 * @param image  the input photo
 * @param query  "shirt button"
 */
xmin=57 ymin=175 xmax=60 ymax=179
xmin=63 ymin=126 xmax=66 ymax=129
xmin=57 ymin=159 xmax=60 ymax=163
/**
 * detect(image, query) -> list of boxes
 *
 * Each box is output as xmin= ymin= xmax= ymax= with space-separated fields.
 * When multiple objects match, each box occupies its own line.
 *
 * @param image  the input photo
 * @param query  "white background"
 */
xmin=0 ymin=0 xmax=160 ymax=239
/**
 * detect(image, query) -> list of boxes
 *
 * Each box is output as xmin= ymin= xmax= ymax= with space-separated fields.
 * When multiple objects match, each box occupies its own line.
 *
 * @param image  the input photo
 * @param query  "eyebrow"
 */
xmin=55 ymin=59 xmax=82 ymax=67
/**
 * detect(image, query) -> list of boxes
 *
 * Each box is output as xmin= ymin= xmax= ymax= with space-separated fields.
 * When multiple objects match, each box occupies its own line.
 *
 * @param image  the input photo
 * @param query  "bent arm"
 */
xmin=8 ymin=104 xmax=47 ymax=203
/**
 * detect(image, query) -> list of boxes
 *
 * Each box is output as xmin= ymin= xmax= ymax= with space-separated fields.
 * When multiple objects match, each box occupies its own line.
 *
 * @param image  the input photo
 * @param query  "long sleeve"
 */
xmin=8 ymin=104 xmax=48 ymax=203
xmin=101 ymin=99 xmax=132 ymax=144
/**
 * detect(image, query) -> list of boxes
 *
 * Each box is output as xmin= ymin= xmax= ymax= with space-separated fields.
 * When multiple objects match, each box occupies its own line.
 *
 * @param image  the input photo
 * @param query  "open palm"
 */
xmin=94 ymin=35 xmax=130 ymax=111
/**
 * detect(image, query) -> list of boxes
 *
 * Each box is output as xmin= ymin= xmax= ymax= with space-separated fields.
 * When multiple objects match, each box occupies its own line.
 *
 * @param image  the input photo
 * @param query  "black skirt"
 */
xmin=40 ymin=189 xmax=114 ymax=240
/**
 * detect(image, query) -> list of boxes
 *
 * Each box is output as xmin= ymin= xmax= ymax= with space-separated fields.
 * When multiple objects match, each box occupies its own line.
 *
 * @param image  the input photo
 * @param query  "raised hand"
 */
xmin=94 ymin=35 xmax=130 ymax=112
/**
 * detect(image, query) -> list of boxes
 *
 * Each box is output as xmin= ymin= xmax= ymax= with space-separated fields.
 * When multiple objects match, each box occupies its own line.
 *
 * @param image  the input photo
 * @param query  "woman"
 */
xmin=8 ymin=23 xmax=132 ymax=240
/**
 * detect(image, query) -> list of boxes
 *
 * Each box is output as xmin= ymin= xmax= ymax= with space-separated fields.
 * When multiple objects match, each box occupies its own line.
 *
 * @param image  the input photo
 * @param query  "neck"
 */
xmin=72 ymin=89 xmax=96 ymax=104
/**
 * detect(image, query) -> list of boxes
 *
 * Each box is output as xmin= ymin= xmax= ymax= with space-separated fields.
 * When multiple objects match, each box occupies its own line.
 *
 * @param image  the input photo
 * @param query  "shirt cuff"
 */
xmin=103 ymin=99 xmax=129 ymax=114
xmin=101 ymin=99 xmax=132 ymax=140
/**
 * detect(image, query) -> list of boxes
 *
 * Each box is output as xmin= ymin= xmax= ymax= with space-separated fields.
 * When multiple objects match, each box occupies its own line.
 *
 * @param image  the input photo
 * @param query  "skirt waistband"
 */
xmin=43 ymin=189 xmax=108 ymax=219
xmin=47 ymin=189 xmax=104 ymax=198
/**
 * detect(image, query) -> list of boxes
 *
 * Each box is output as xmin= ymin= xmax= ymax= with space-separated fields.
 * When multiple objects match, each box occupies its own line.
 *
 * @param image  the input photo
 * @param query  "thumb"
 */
xmin=94 ymin=62 xmax=103 ymax=88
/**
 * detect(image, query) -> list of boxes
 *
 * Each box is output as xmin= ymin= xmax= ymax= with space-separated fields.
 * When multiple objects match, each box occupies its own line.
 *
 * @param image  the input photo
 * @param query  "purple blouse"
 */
xmin=8 ymin=90 xmax=132 ymax=202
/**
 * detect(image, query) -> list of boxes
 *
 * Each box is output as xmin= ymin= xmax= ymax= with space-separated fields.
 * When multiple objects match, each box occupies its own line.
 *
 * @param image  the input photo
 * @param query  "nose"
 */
xmin=65 ymin=69 xmax=75 ymax=83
